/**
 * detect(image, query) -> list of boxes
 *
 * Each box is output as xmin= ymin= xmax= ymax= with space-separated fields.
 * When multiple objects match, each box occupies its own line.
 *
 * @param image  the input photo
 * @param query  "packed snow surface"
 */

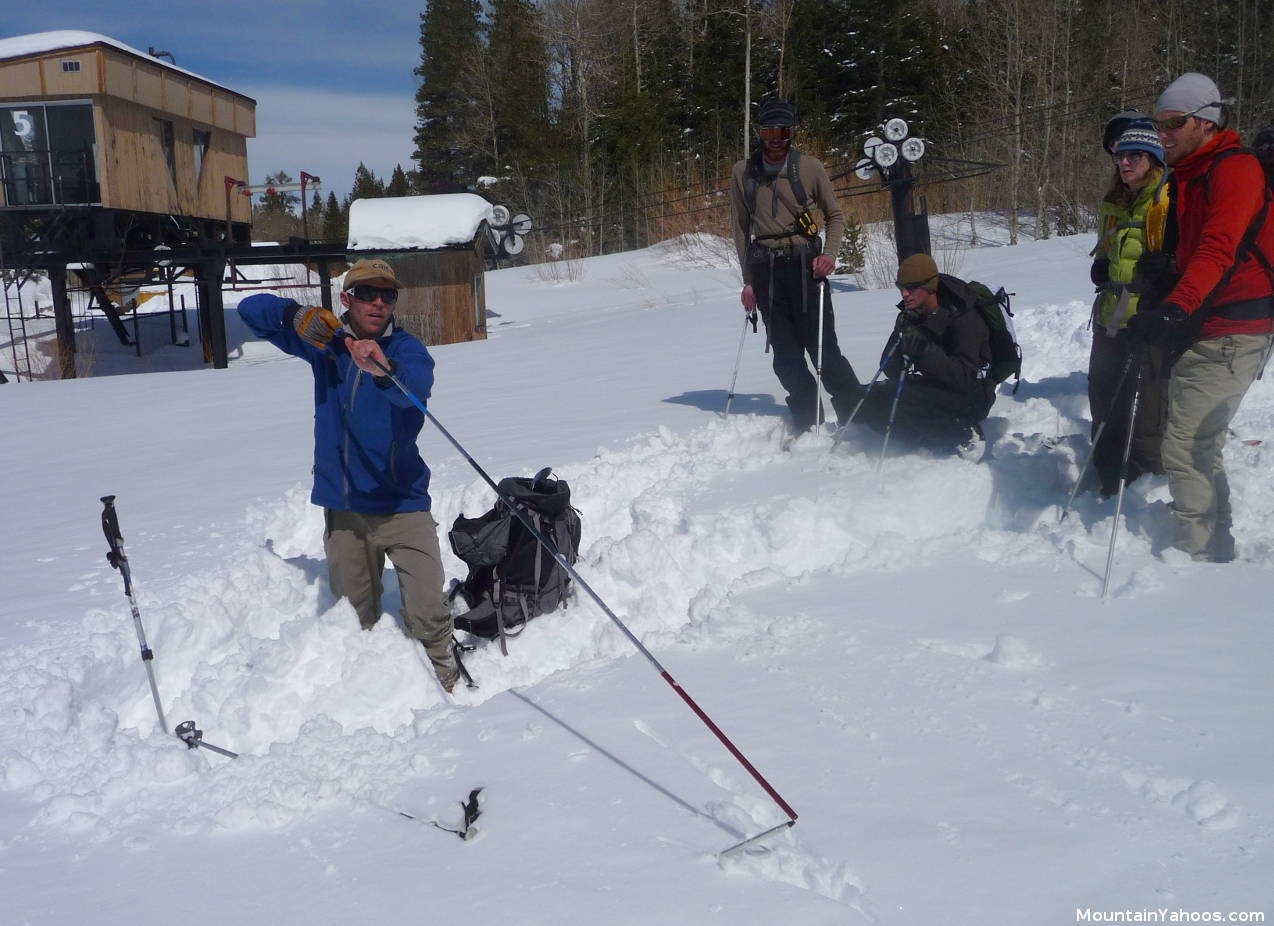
xmin=1 ymin=223 xmax=1270 ymax=925
xmin=347 ymin=193 xmax=494 ymax=251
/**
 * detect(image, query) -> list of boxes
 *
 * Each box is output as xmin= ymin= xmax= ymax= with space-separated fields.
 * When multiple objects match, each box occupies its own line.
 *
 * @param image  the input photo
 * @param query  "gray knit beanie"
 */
xmin=1155 ymin=73 xmax=1223 ymax=125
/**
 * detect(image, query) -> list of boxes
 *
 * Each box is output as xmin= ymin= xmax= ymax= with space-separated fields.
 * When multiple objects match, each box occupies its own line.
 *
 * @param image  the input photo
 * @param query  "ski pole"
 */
xmin=1101 ymin=360 xmax=1144 ymax=598
xmin=369 ymin=358 xmax=798 ymax=851
xmin=1060 ymin=350 xmax=1139 ymax=522
xmin=101 ymin=498 xmax=239 ymax=758
xmin=101 ymin=495 xmax=168 ymax=734
xmin=174 ymin=720 xmax=239 ymax=758
xmin=724 ymin=310 xmax=757 ymax=418
xmin=830 ymin=340 xmax=900 ymax=452
xmin=814 ymin=279 xmax=827 ymax=429
xmin=877 ymin=361 xmax=910 ymax=471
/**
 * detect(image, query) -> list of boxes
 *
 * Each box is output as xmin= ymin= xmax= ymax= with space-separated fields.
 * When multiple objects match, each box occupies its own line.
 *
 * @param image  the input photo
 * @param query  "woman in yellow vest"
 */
xmin=1087 ymin=119 xmax=1172 ymax=497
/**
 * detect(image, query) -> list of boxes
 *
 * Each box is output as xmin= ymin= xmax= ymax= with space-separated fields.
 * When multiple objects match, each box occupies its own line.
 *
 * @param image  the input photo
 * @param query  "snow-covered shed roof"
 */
xmin=347 ymin=194 xmax=495 ymax=252
xmin=0 ymin=30 xmax=252 ymax=100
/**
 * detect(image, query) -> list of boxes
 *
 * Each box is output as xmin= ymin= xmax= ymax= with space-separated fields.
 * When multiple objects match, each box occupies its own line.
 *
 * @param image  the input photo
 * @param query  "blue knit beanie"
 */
xmin=1114 ymin=119 xmax=1164 ymax=164
xmin=757 ymin=99 xmax=796 ymax=127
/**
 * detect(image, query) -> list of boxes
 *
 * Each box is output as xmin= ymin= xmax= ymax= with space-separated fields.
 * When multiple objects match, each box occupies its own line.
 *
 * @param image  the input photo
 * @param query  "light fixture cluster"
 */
xmin=855 ymin=117 xmax=926 ymax=180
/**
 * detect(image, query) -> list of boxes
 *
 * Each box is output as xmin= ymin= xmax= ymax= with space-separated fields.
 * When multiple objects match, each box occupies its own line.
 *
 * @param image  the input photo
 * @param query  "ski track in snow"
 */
xmin=3 ymin=279 xmax=1273 ymax=916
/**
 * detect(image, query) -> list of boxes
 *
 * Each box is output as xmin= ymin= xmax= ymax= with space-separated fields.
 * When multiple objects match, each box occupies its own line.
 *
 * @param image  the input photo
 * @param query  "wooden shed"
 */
xmin=0 ymin=30 xmax=254 ymax=229
xmin=346 ymin=194 xmax=494 ymax=346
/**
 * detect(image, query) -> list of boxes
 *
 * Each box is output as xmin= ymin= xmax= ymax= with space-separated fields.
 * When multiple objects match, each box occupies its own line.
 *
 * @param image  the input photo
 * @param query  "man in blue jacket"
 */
xmin=238 ymin=258 xmax=459 ymax=692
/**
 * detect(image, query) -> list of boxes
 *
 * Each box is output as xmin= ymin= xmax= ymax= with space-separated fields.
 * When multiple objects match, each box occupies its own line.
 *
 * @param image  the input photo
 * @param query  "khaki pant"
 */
xmin=1162 ymin=334 xmax=1272 ymax=560
xmin=324 ymin=509 xmax=458 ymax=687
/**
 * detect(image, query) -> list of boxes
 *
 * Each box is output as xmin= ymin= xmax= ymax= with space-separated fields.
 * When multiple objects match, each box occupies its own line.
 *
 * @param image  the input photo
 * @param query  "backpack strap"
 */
xmin=1161 ymin=147 xmax=1272 ymax=329
xmin=1198 ymin=148 xmax=1272 ymax=309
xmin=1144 ymin=174 xmax=1171 ymax=253
xmin=787 ymin=149 xmax=808 ymax=208
xmin=744 ymin=147 xmax=811 ymax=239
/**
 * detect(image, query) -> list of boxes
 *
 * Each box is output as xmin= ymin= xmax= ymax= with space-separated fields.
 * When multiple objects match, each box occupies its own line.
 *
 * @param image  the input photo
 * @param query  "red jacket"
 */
xmin=1167 ymin=129 xmax=1274 ymax=339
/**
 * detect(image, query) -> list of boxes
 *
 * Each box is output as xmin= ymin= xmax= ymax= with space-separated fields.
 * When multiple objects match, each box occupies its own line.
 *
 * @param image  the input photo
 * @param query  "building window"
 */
xmin=192 ymin=128 xmax=210 ymax=184
xmin=61 ymin=60 xmax=81 ymax=72
xmin=0 ymin=102 xmax=100 ymax=206
xmin=154 ymin=118 xmax=176 ymax=187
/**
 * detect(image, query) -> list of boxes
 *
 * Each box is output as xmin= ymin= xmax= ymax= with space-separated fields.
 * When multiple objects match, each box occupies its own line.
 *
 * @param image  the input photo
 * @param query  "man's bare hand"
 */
xmin=741 ymin=285 xmax=757 ymax=311
xmin=344 ymin=335 xmax=391 ymax=376
xmin=811 ymin=254 xmax=835 ymax=278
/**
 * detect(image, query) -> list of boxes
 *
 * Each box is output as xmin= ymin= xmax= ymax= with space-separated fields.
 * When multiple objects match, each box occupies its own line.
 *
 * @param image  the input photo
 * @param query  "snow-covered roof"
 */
xmin=347 ymin=194 xmax=495 ymax=252
xmin=0 ymin=31 xmax=250 ymax=100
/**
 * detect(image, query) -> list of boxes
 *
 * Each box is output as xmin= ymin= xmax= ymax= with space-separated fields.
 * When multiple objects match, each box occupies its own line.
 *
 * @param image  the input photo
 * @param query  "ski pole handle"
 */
xmin=101 ymin=495 xmax=126 ymax=568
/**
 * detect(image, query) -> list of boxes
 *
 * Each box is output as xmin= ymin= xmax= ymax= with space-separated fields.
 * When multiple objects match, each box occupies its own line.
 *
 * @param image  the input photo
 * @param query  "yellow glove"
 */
xmin=292 ymin=306 xmax=342 ymax=349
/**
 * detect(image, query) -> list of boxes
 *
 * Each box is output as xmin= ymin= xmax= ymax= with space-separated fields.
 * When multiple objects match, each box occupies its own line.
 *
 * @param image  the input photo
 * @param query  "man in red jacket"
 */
xmin=1138 ymin=73 xmax=1274 ymax=561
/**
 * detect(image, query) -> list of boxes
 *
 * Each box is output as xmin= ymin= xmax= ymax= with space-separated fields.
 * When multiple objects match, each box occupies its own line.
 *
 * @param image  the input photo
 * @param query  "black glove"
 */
xmin=1090 ymin=258 xmax=1110 ymax=289
xmin=1128 ymin=302 xmax=1187 ymax=346
xmin=899 ymin=328 xmax=930 ymax=360
xmin=1133 ymin=250 xmax=1174 ymax=291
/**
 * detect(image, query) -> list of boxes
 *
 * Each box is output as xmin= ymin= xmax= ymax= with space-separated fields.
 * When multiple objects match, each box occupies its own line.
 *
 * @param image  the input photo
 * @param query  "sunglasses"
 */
xmin=759 ymin=125 xmax=793 ymax=140
xmin=898 ymin=282 xmax=931 ymax=293
xmin=1152 ymin=102 xmax=1219 ymax=132
xmin=348 ymin=284 xmax=399 ymax=305
xmin=1113 ymin=151 xmax=1148 ymax=163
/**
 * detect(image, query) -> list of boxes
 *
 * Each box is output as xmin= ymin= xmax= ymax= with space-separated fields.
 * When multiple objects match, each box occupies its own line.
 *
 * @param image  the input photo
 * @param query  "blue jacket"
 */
xmin=238 ymin=293 xmax=436 ymax=513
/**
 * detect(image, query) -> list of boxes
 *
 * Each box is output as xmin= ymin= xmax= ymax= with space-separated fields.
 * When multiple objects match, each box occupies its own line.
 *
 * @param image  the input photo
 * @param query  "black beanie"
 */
xmin=758 ymin=99 xmax=796 ymax=127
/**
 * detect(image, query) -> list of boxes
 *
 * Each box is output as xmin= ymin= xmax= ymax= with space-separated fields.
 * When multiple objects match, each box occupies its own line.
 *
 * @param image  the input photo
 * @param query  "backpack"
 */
xmin=943 ymin=275 xmax=1023 ymax=392
xmin=448 ymin=468 xmax=582 ymax=653
xmin=1163 ymin=134 xmax=1274 ymax=315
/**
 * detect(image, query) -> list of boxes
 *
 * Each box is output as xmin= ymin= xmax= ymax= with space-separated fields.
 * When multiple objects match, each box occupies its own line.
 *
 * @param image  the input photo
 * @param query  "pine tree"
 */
xmin=414 ymin=0 xmax=486 ymax=191
xmin=323 ymin=191 xmax=346 ymax=243
xmin=252 ymin=170 xmax=300 ymax=242
xmin=486 ymin=0 xmax=551 ymax=175
xmin=307 ymin=189 xmax=325 ymax=238
xmin=386 ymin=164 xmax=412 ymax=197
xmin=350 ymin=163 xmax=386 ymax=202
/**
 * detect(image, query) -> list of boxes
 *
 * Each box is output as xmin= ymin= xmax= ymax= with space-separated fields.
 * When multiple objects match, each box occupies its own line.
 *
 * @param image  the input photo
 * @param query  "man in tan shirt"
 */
xmin=729 ymin=98 xmax=860 ymax=435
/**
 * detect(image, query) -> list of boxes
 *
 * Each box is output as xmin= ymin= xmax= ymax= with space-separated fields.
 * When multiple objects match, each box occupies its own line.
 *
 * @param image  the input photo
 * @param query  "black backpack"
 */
xmin=448 ymin=468 xmax=582 ymax=652
xmin=939 ymin=274 xmax=1023 ymax=392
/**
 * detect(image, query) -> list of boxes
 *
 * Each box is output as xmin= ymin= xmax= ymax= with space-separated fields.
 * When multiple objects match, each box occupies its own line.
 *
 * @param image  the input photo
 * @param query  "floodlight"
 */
xmin=883 ymin=118 xmax=909 ymax=142
xmin=855 ymin=160 xmax=876 ymax=181
xmin=873 ymin=143 xmax=899 ymax=168
xmin=491 ymin=204 xmax=511 ymax=226
xmin=863 ymin=135 xmax=883 ymax=156
xmin=901 ymin=137 xmax=926 ymax=162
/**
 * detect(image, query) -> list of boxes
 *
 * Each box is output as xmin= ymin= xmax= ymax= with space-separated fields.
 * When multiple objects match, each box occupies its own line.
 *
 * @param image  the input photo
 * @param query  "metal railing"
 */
xmin=0 ymin=149 xmax=100 ymax=207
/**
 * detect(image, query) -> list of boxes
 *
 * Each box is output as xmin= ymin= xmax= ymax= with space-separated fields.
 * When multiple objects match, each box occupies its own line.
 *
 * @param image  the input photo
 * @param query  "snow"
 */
xmin=347 ymin=193 xmax=494 ymax=252
xmin=0 ymin=31 xmax=245 ymax=97
xmin=1 ymin=219 xmax=1272 ymax=924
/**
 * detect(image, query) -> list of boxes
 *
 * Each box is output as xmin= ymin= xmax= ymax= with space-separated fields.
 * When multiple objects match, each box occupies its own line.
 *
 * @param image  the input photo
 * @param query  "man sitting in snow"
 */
xmin=238 ymin=259 xmax=460 ymax=693
xmin=851 ymin=253 xmax=997 ymax=453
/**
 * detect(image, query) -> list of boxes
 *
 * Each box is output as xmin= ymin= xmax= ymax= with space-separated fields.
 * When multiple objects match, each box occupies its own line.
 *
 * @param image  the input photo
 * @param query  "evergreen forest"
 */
xmin=261 ymin=0 xmax=1274 ymax=260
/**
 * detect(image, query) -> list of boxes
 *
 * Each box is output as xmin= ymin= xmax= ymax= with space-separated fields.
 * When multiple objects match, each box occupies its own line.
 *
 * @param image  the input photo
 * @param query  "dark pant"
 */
xmin=753 ymin=255 xmax=860 ymax=432
xmin=1088 ymin=326 xmax=1168 ymax=495
xmin=853 ymin=376 xmax=991 ymax=452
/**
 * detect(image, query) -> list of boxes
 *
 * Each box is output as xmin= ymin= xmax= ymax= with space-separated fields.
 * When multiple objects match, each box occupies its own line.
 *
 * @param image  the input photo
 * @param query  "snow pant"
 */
xmin=324 ymin=508 xmax=458 ymax=687
xmin=1088 ymin=326 xmax=1169 ymax=496
xmin=853 ymin=376 xmax=993 ymax=452
xmin=1161 ymin=333 xmax=1272 ymax=561
xmin=752 ymin=251 xmax=860 ymax=433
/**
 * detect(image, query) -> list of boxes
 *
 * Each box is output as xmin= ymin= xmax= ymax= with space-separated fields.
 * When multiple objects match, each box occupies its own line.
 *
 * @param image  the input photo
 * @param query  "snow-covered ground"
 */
xmin=1 ymin=225 xmax=1271 ymax=925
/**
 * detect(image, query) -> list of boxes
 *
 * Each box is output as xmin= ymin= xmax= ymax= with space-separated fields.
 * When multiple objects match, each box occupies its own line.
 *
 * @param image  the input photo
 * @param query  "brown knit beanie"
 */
xmin=896 ymin=253 xmax=939 ymax=292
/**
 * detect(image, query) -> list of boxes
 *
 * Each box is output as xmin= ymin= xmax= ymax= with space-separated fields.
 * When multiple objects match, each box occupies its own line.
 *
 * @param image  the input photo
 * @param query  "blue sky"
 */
xmin=1 ymin=2 xmax=423 ymax=196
